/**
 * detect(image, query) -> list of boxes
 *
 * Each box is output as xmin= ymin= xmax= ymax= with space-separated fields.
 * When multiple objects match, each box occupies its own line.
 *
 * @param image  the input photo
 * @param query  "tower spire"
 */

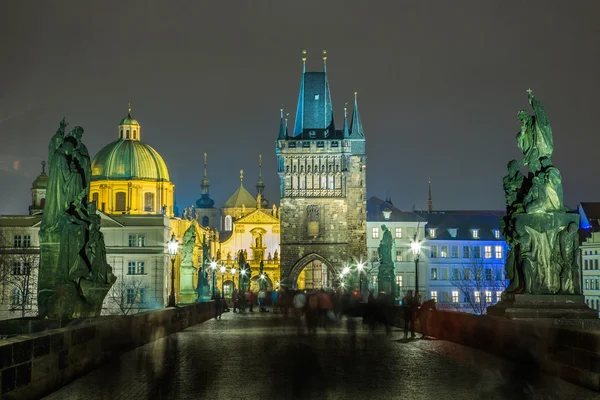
xmin=426 ymin=177 xmax=433 ymax=212
xmin=343 ymin=102 xmax=350 ymax=138
xmin=277 ymin=108 xmax=285 ymax=139
xmin=240 ymin=169 xmax=244 ymax=186
xmin=128 ymin=102 xmax=131 ymax=115
xmin=322 ymin=49 xmax=327 ymax=72
xmin=285 ymin=113 xmax=289 ymax=137
xmin=256 ymin=154 xmax=265 ymax=196
xmin=302 ymin=49 xmax=307 ymax=73
xmin=196 ymin=153 xmax=214 ymax=209
xmin=350 ymin=91 xmax=364 ymax=138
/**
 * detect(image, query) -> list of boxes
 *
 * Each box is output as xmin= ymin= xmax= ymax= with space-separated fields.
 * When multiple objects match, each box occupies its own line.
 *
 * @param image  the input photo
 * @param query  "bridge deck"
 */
xmin=43 ymin=311 xmax=594 ymax=399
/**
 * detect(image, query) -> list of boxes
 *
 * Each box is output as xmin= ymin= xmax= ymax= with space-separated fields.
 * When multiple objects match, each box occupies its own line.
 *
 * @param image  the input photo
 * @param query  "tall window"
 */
xmin=472 ymin=246 xmax=481 ymax=258
xmin=128 ymin=261 xmax=145 ymax=275
xmin=395 ymin=275 xmax=402 ymax=294
xmin=585 ymin=260 xmax=589 ymax=269
xmin=328 ymin=176 xmax=334 ymax=189
xmin=115 ymin=192 xmax=126 ymax=212
xmin=452 ymin=268 xmax=460 ymax=280
xmin=139 ymin=288 xmax=146 ymax=304
xmin=429 ymin=228 xmax=437 ymax=238
xmin=431 ymin=268 xmax=438 ymax=280
xmin=224 ymin=215 xmax=233 ymax=231
xmin=472 ymin=229 xmax=480 ymax=239
xmin=463 ymin=246 xmax=470 ymax=259
xmin=92 ymin=192 xmax=99 ymax=206
xmin=496 ymin=291 xmax=502 ymax=302
xmin=430 ymin=246 xmax=438 ymax=258
xmin=474 ymin=291 xmax=481 ymax=303
xmin=321 ymin=176 xmax=327 ymax=189
xmin=11 ymin=289 xmax=21 ymax=305
xmin=20 ymin=235 xmax=31 ymax=248
xmin=126 ymin=288 xmax=135 ymax=304
xmin=12 ymin=262 xmax=21 ymax=275
xmin=128 ymin=234 xmax=145 ymax=247
xmin=430 ymin=291 xmax=438 ymax=302
xmin=395 ymin=228 xmax=402 ymax=238
xmin=494 ymin=230 xmax=501 ymax=239
xmin=372 ymin=227 xmax=379 ymax=239
xmin=451 ymin=246 xmax=458 ymax=258
xmin=395 ymin=250 xmax=403 ymax=261
xmin=144 ymin=192 xmax=155 ymax=212
xmin=495 ymin=246 xmax=503 ymax=259
xmin=441 ymin=245 xmax=448 ymax=258
xmin=485 ymin=268 xmax=492 ymax=281
xmin=484 ymin=246 xmax=492 ymax=259
xmin=202 ymin=216 xmax=209 ymax=227
xmin=596 ymin=259 xmax=599 ymax=270
xmin=485 ymin=290 xmax=492 ymax=303
xmin=452 ymin=291 xmax=459 ymax=303
xmin=13 ymin=235 xmax=22 ymax=247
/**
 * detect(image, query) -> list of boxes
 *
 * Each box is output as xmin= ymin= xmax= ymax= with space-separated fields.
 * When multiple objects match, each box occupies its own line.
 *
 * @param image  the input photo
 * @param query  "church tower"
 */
xmin=29 ymin=161 xmax=48 ymax=215
xmin=195 ymin=153 xmax=217 ymax=229
xmin=276 ymin=50 xmax=367 ymax=288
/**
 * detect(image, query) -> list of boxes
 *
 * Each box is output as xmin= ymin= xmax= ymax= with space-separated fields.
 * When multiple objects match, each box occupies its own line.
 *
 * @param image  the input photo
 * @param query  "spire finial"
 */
xmin=203 ymin=152 xmax=207 ymax=178
xmin=427 ymin=177 xmax=433 ymax=212
xmin=41 ymin=160 xmax=46 ymax=173
xmin=302 ymin=49 xmax=307 ymax=72
xmin=354 ymin=92 xmax=358 ymax=102
xmin=240 ymin=169 xmax=244 ymax=185
xmin=344 ymin=102 xmax=348 ymax=119
xmin=259 ymin=154 xmax=263 ymax=168
xmin=128 ymin=102 xmax=131 ymax=115
xmin=322 ymin=49 xmax=327 ymax=71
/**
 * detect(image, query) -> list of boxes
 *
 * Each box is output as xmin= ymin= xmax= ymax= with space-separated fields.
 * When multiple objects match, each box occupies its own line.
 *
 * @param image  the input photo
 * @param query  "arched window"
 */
xmin=224 ymin=215 xmax=232 ymax=231
xmin=144 ymin=192 xmax=154 ymax=212
xmin=133 ymin=130 xmax=137 ymax=139
xmin=126 ymin=129 xmax=130 ymax=139
xmin=202 ymin=216 xmax=209 ymax=227
xmin=92 ymin=192 xmax=99 ymax=206
xmin=115 ymin=192 xmax=126 ymax=212
xmin=120 ymin=129 xmax=123 ymax=139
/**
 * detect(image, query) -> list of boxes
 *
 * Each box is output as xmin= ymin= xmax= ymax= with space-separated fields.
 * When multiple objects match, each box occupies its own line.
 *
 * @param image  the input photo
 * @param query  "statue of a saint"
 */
xmin=181 ymin=225 xmax=196 ymax=266
xmin=377 ymin=225 xmax=393 ymax=266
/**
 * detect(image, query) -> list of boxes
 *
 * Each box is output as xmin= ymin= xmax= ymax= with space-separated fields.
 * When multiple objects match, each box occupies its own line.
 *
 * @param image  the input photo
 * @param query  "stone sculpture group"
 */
xmin=38 ymin=119 xmax=116 ymax=319
xmin=501 ymin=90 xmax=580 ymax=296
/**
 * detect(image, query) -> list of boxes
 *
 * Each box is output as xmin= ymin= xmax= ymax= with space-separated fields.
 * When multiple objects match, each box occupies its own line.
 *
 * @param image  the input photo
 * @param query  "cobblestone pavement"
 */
xmin=44 ymin=311 xmax=596 ymax=400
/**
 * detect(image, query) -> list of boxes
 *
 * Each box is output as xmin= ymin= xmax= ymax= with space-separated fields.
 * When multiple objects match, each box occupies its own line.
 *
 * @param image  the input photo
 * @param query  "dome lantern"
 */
xmin=118 ymin=103 xmax=141 ymax=141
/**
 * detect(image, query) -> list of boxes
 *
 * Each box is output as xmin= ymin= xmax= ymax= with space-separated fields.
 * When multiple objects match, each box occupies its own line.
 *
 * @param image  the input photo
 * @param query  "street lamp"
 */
xmin=220 ymin=264 xmax=226 ymax=295
xmin=357 ymin=262 xmax=365 ymax=295
xmin=411 ymin=233 xmax=422 ymax=303
xmin=210 ymin=261 xmax=217 ymax=298
xmin=167 ymin=233 xmax=180 ymax=307
xmin=231 ymin=267 xmax=237 ymax=291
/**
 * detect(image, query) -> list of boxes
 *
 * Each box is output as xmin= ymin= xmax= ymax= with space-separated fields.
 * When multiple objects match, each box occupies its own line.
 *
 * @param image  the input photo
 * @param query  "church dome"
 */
xmin=91 ymin=140 xmax=170 ymax=181
xmin=32 ymin=162 xmax=48 ymax=189
xmin=119 ymin=115 xmax=140 ymax=126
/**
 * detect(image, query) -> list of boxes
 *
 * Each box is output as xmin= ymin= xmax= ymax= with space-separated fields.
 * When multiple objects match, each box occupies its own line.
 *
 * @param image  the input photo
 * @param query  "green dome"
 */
xmin=119 ymin=113 xmax=140 ymax=126
xmin=32 ymin=171 xmax=48 ymax=189
xmin=91 ymin=140 xmax=170 ymax=181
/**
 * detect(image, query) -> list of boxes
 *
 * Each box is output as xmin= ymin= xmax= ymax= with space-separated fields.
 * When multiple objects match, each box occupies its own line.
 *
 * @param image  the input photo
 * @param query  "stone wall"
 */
xmin=0 ymin=302 xmax=214 ymax=400
xmin=395 ymin=308 xmax=600 ymax=392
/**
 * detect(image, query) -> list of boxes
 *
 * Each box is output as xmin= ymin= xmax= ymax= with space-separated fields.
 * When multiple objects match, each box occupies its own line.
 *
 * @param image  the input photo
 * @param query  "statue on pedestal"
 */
xmin=195 ymin=232 xmax=210 ymax=301
xmin=38 ymin=119 xmax=116 ymax=319
xmin=377 ymin=224 xmax=395 ymax=301
xmin=501 ymin=90 xmax=579 ymax=295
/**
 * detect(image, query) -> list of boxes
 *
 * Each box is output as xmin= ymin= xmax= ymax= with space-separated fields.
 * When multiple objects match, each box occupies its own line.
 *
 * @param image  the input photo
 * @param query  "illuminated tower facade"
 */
xmin=276 ymin=50 xmax=367 ymax=288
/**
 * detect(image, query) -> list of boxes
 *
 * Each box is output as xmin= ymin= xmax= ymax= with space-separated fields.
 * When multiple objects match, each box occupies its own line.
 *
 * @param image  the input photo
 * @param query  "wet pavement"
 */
xmin=44 ymin=310 xmax=596 ymax=400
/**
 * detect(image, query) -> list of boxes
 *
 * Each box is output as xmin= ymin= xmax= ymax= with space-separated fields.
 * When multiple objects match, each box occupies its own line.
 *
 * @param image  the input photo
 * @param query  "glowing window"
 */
xmin=224 ymin=215 xmax=232 ymax=232
xmin=314 ymin=94 xmax=320 ymax=100
xmin=372 ymin=227 xmax=379 ymax=239
xmin=452 ymin=291 xmax=459 ymax=303
xmin=430 ymin=291 xmax=438 ymax=302
xmin=395 ymin=228 xmax=402 ymax=238
xmin=484 ymin=246 xmax=492 ymax=259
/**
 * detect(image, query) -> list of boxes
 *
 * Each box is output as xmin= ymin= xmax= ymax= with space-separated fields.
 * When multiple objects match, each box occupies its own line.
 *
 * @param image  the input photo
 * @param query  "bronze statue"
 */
xmin=501 ymin=90 xmax=580 ymax=296
xmin=39 ymin=120 xmax=116 ymax=319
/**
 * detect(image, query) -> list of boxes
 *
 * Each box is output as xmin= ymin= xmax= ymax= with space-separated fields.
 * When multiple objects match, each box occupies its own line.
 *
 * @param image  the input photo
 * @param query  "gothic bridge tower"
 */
xmin=276 ymin=50 xmax=366 ymax=289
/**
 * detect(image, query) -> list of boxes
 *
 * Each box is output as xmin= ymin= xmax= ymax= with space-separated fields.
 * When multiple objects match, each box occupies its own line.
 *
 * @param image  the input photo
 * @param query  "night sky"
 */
xmin=1 ymin=1 xmax=599 ymax=215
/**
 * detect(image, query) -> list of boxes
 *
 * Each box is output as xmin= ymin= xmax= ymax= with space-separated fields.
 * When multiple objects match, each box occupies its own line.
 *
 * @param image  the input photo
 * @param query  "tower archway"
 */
xmin=288 ymin=253 xmax=338 ymax=290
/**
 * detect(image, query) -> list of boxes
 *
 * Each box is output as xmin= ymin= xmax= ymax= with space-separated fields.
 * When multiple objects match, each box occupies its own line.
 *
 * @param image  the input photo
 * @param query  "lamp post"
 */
xmin=167 ymin=233 xmax=180 ymax=307
xmin=357 ymin=262 xmax=364 ymax=296
xmin=411 ymin=233 xmax=422 ymax=303
xmin=210 ymin=261 xmax=217 ymax=298
xmin=220 ymin=264 xmax=226 ymax=295
xmin=231 ymin=267 xmax=237 ymax=292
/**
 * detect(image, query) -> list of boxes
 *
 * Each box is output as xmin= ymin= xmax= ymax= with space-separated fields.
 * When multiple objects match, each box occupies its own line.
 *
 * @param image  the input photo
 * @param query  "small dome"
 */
xmin=119 ymin=113 xmax=140 ymax=126
xmin=91 ymin=140 xmax=170 ymax=181
xmin=32 ymin=171 xmax=48 ymax=189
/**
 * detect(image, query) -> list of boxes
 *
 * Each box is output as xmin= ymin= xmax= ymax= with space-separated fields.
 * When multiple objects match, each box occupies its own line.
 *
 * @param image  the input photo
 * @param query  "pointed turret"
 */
xmin=256 ymin=155 xmax=269 ymax=208
xmin=196 ymin=153 xmax=215 ymax=209
xmin=293 ymin=49 xmax=334 ymax=137
xmin=343 ymin=103 xmax=350 ymax=138
xmin=350 ymin=92 xmax=364 ymax=138
xmin=277 ymin=108 xmax=285 ymax=139
xmin=426 ymin=177 xmax=433 ymax=212
xmin=284 ymin=114 xmax=289 ymax=137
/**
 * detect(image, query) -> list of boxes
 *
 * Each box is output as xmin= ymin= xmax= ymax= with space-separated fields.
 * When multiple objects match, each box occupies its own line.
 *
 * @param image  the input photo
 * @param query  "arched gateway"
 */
xmin=288 ymin=253 xmax=338 ymax=290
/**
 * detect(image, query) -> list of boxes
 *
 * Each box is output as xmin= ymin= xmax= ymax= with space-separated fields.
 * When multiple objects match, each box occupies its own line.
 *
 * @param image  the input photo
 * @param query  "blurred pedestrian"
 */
xmin=233 ymin=289 xmax=239 ymax=313
xmin=247 ymin=290 xmax=254 ymax=312
xmin=213 ymin=289 xmax=222 ymax=320
xmin=402 ymin=290 xmax=416 ymax=339
xmin=272 ymin=290 xmax=279 ymax=313
xmin=258 ymin=289 xmax=267 ymax=312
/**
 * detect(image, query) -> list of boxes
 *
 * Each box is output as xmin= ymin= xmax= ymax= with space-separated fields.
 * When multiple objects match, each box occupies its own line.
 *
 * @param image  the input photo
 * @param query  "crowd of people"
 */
xmin=210 ymin=286 xmax=437 ymax=340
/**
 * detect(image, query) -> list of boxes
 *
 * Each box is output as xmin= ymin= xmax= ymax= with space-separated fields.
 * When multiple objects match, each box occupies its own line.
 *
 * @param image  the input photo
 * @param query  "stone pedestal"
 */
xmin=179 ymin=264 xmax=197 ymax=304
xmin=488 ymin=294 xmax=598 ymax=326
